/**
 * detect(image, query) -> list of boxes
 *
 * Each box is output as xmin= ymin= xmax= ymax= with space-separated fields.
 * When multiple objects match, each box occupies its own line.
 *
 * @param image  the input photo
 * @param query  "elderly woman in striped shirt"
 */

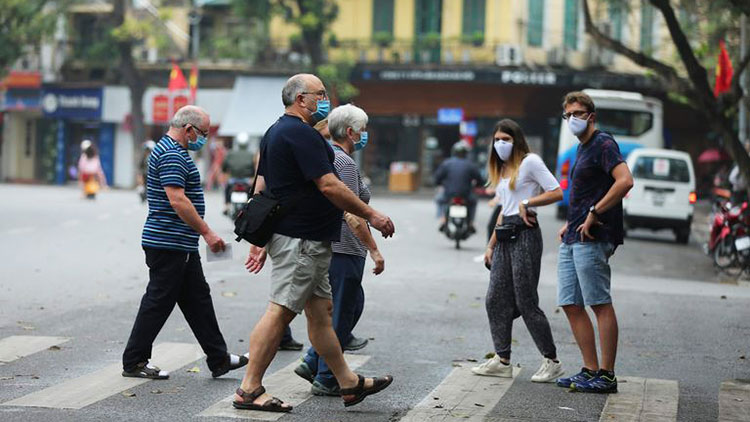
xmin=294 ymin=104 xmax=385 ymax=396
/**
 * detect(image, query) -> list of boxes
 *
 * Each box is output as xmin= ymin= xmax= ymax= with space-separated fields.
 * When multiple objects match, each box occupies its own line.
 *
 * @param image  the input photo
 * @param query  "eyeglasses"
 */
xmin=185 ymin=124 xmax=208 ymax=137
xmin=562 ymin=110 xmax=592 ymax=120
xmin=301 ymin=90 xmax=328 ymax=99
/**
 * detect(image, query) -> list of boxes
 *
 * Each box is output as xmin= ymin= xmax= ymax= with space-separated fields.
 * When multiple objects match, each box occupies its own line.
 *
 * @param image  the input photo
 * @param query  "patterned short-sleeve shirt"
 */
xmin=141 ymin=135 xmax=205 ymax=252
xmin=332 ymin=145 xmax=371 ymax=257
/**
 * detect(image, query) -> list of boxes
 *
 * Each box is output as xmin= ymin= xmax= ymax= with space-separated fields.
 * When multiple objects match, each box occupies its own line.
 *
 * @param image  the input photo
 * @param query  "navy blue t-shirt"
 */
xmin=563 ymin=130 xmax=625 ymax=246
xmin=258 ymin=114 xmax=343 ymax=242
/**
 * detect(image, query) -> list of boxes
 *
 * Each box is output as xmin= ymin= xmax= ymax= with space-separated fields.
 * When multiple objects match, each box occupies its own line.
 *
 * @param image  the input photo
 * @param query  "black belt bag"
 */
xmin=495 ymin=223 xmax=535 ymax=242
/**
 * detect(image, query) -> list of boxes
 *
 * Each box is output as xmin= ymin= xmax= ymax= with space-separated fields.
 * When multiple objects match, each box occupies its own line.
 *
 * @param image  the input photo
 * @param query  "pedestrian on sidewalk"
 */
xmin=473 ymin=119 xmax=564 ymax=382
xmin=555 ymin=91 xmax=633 ymax=394
xmin=122 ymin=105 xmax=249 ymax=380
xmin=295 ymin=104 xmax=386 ymax=397
xmin=233 ymin=74 xmax=395 ymax=413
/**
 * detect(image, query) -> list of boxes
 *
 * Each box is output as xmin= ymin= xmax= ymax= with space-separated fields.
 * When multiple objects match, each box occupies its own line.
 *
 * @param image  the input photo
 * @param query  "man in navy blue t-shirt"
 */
xmin=555 ymin=92 xmax=634 ymax=394
xmin=232 ymin=74 xmax=396 ymax=412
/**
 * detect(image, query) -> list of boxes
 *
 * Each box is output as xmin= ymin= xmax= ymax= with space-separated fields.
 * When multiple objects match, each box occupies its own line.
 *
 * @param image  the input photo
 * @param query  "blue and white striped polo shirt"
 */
xmin=141 ymin=135 xmax=205 ymax=252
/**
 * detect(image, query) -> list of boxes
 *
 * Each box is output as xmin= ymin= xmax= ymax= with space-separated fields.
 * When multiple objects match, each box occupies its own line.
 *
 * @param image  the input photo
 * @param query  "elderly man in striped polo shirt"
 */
xmin=122 ymin=105 xmax=248 ymax=380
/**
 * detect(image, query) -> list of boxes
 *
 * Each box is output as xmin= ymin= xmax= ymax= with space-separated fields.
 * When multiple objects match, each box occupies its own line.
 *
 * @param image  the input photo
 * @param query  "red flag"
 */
xmin=189 ymin=63 xmax=199 ymax=104
xmin=168 ymin=62 xmax=188 ymax=92
xmin=714 ymin=39 xmax=734 ymax=97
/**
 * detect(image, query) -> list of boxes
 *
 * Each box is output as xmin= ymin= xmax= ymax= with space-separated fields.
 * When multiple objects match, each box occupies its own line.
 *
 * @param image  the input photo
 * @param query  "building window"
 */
xmin=415 ymin=0 xmax=442 ymax=37
xmin=462 ymin=0 xmax=485 ymax=38
xmin=373 ymin=0 xmax=394 ymax=36
xmin=609 ymin=2 xmax=623 ymax=41
xmin=640 ymin=0 xmax=654 ymax=53
xmin=527 ymin=0 xmax=544 ymax=48
xmin=564 ymin=0 xmax=579 ymax=50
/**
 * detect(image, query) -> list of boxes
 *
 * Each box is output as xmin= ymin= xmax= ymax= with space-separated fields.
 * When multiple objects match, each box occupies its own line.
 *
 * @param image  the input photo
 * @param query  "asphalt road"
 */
xmin=0 ymin=184 xmax=748 ymax=422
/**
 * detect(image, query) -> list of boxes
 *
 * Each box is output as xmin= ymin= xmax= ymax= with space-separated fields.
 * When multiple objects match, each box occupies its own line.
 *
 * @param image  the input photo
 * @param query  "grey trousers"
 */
xmin=486 ymin=215 xmax=557 ymax=360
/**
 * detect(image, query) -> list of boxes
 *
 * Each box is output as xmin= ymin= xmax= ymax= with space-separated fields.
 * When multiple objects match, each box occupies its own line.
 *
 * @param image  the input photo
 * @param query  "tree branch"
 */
xmin=582 ymin=0 xmax=693 ymax=97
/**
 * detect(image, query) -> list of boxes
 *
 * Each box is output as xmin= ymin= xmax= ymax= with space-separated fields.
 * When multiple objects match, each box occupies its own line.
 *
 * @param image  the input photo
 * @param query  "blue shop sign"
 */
xmin=41 ymin=87 xmax=102 ymax=120
xmin=437 ymin=108 xmax=463 ymax=125
xmin=3 ymin=88 xmax=41 ymax=111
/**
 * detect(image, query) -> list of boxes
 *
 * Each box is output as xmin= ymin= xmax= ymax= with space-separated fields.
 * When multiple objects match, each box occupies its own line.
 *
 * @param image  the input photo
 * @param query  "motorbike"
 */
xmin=228 ymin=179 xmax=252 ymax=220
xmin=705 ymin=199 xmax=750 ymax=276
xmin=443 ymin=196 xmax=473 ymax=249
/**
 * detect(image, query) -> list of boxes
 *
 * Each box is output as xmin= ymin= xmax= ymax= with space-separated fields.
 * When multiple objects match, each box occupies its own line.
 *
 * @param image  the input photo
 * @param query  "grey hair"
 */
xmin=281 ymin=74 xmax=309 ymax=107
xmin=328 ymin=104 xmax=368 ymax=141
xmin=169 ymin=106 xmax=205 ymax=128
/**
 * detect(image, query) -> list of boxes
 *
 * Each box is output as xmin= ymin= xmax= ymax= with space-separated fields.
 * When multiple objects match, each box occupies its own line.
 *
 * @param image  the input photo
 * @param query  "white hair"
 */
xmin=170 ymin=106 xmax=205 ymax=128
xmin=328 ymin=104 xmax=368 ymax=141
xmin=282 ymin=74 xmax=309 ymax=107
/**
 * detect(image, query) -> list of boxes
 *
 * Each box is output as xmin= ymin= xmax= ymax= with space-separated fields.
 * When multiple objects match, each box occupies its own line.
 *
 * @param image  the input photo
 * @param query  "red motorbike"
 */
xmin=706 ymin=200 xmax=750 ymax=276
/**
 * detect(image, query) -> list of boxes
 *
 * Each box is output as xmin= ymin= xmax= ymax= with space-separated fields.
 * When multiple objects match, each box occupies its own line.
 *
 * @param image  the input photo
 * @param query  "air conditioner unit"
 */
xmin=587 ymin=45 xmax=614 ymax=67
xmin=495 ymin=44 xmax=522 ymax=66
xmin=546 ymin=47 xmax=566 ymax=66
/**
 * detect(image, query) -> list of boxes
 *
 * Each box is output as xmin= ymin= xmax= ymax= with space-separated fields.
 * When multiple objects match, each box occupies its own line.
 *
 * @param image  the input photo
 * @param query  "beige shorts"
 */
xmin=267 ymin=234 xmax=333 ymax=314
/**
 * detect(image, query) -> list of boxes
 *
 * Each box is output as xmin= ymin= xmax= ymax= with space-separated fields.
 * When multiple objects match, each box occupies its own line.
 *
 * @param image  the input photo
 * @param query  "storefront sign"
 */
xmin=153 ymin=94 xmax=170 ymax=123
xmin=437 ymin=108 xmax=463 ymax=125
xmin=379 ymin=70 xmax=476 ymax=82
xmin=173 ymin=95 xmax=189 ymax=112
xmin=3 ymin=89 xmax=41 ymax=111
xmin=41 ymin=87 xmax=102 ymax=119
xmin=1 ymin=71 xmax=41 ymax=89
xmin=500 ymin=70 xmax=557 ymax=85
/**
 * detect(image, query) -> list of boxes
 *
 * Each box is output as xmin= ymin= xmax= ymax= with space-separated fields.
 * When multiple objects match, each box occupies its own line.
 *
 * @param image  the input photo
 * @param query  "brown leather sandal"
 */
xmin=340 ymin=374 xmax=394 ymax=407
xmin=232 ymin=386 xmax=292 ymax=412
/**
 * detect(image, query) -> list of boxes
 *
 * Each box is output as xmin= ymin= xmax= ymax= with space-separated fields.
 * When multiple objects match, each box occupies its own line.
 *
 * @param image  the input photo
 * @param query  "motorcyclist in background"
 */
xmin=222 ymin=132 xmax=256 ymax=216
xmin=434 ymin=141 xmax=484 ymax=233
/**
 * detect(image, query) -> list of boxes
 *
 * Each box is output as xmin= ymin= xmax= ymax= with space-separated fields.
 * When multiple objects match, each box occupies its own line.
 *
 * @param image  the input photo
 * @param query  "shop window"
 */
xmin=373 ymin=0 xmax=394 ymax=36
xmin=462 ymin=0 xmax=485 ymax=39
xmin=564 ymin=0 xmax=578 ymax=50
xmin=640 ymin=0 xmax=654 ymax=53
xmin=527 ymin=0 xmax=544 ymax=48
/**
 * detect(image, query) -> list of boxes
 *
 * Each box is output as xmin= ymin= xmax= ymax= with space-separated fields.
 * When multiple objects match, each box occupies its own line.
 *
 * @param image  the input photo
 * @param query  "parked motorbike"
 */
xmin=705 ymin=199 xmax=750 ymax=276
xmin=442 ymin=196 xmax=473 ymax=249
xmin=229 ymin=179 xmax=252 ymax=220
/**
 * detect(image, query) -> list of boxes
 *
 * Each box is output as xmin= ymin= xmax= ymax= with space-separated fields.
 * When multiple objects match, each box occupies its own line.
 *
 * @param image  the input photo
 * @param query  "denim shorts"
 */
xmin=557 ymin=242 xmax=615 ymax=307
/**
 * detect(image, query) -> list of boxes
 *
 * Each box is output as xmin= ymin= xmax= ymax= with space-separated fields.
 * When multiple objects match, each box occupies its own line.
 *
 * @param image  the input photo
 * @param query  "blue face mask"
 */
xmin=188 ymin=134 xmax=207 ymax=151
xmin=311 ymin=99 xmax=330 ymax=124
xmin=354 ymin=131 xmax=369 ymax=151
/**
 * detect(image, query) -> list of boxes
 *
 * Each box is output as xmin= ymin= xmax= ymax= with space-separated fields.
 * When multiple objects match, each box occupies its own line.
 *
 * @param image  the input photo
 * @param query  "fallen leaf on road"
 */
xmin=736 ymin=398 xmax=744 ymax=402
xmin=484 ymin=352 xmax=496 ymax=359
xmin=474 ymin=403 xmax=485 ymax=407
xmin=554 ymin=308 xmax=560 ymax=313
xmin=48 ymin=345 xmax=61 ymax=351
xmin=433 ymin=397 xmax=440 ymax=400
xmin=0 ymin=376 xmax=14 ymax=381
xmin=222 ymin=292 xmax=237 ymax=298
xmin=434 ymin=404 xmax=444 ymax=409
xmin=451 ymin=363 xmax=462 ymax=367
xmin=151 ymin=389 xmax=163 ymax=394
xmin=368 ymin=337 xmax=375 ymax=341
xmin=466 ymin=358 xmax=478 ymax=362
xmin=122 ymin=391 xmax=136 ymax=398
xmin=31 ymin=375 xmax=39 ymax=379
xmin=721 ymin=295 xmax=727 ymax=299
xmin=558 ymin=406 xmax=575 ymax=411
xmin=740 ymin=355 xmax=746 ymax=360
xmin=187 ymin=366 xmax=201 ymax=373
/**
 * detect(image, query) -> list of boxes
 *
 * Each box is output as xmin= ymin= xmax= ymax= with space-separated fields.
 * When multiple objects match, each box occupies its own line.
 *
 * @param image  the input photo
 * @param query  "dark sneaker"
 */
xmin=278 ymin=338 xmax=304 ymax=351
xmin=311 ymin=380 xmax=341 ymax=396
xmin=211 ymin=353 xmax=249 ymax=378
xmin=343 ymin=336 xmax=369 ymax=351
xmin=294 ymin=360 xmax=316 ymax=384
xmin=556 ymin=367 xmax=595 ymax=388
xmin=122 ymin=361 xmax=169 ymax=379
xmin=571 ymin=373 xmax=618 ymax=393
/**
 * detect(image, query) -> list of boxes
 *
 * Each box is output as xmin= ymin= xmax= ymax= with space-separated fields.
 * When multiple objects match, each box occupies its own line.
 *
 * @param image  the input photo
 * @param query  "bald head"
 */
xmin=170 ymin=105 xmax=209 ymax=129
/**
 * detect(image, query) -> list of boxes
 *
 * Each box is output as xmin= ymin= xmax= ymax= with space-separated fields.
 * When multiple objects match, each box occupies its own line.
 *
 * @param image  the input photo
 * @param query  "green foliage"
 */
xmin=0 ymin=0 xmax=57 ymax=73
xmin=418 ymin=32 xmax=441 ymax=48
xmin=460 ymin=31 xmax=484 ymax=46
xmin=373 ymin=31 xmax=394 ymax=47
xmin=316 ymin=59 xmax=358 ymax=103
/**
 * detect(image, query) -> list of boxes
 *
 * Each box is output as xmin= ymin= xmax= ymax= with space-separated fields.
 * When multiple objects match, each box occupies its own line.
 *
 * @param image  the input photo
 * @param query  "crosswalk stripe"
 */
xmin=718 ymin=379 xmax=750 ymax=422
xmin=599 ymin=377 xmax=678 ymax=421
xmin=1 ymin=342 xmax=203 ymax=409
xmin=0 ymin=336 xmax=71 ymax=364
xmin=198 ymin=353 xmax=370 ymax=420
xmin=399 ymin=363 xmax=521 ymax=422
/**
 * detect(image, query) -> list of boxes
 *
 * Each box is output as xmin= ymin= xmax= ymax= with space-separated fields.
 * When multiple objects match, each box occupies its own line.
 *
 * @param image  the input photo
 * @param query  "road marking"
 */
xmin=61 ymin=219 xmax=80 ymax=228
xmin=599 ymin=377 xmax=678 ymax=422
xmin=399 ymin=363 xmax=521 ymax=422
xmin=1 ymin=342 xmax=203 ymax=409
xmin=719 ymin=379 xmax=750 ymax=422
xmin=0 ymin=336 xmax=71 ymax=364
xmin=5 ymin=227 xmax=35 ymax=235
xmin=198 ymin=354 xmax=370 ymax=420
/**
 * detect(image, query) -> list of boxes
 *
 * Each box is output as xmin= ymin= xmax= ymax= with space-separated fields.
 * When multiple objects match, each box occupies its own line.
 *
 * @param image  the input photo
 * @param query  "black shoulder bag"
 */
xmin=233 ymin=155 xmax=306 ymax=247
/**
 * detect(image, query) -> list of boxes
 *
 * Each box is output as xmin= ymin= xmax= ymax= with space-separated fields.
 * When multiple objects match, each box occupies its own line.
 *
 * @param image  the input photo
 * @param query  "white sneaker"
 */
xmin=471 ymin=355 xmax=513 ymax=377
xmin=530 ymin=358 xmax=564 ymax=383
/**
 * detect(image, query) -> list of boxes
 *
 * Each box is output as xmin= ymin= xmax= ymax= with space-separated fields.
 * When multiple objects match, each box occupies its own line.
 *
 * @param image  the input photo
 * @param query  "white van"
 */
xmin=623 ymin=148 xmax=696 ymax=244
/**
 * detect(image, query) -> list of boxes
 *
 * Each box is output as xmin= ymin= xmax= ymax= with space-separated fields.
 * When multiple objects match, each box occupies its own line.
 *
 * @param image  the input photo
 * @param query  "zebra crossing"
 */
xmin=0 ymin=335 xmax=745 ymax=421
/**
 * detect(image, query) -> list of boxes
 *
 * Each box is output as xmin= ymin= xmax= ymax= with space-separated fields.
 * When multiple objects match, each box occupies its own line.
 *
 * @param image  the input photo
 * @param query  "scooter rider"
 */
xmin=222 ymin=132 xmax=256 ymax=215
xmin=434 ymin=141 xmax=484 ymax=233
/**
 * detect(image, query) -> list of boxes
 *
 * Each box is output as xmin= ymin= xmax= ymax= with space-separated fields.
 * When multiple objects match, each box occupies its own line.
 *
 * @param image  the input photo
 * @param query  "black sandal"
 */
xmin=232 ymin=386 xmax=292 ymax=413
xmin=340 ymin=374 xmax=394 ymax=407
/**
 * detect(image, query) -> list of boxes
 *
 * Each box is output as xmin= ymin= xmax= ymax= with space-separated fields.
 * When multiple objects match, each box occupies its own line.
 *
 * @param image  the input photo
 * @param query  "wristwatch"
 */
xmin=589 ymin=205 xmax=599 ymax=218
xmin=522 ymin=199 xmax=530 ymax=209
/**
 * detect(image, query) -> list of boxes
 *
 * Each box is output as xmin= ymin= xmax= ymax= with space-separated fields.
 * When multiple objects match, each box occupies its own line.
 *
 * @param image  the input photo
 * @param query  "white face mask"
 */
xmin=567 ymin=115 xmax=589 ymax=137
xmin=493 ymin=140 xmax=513 ymax=161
